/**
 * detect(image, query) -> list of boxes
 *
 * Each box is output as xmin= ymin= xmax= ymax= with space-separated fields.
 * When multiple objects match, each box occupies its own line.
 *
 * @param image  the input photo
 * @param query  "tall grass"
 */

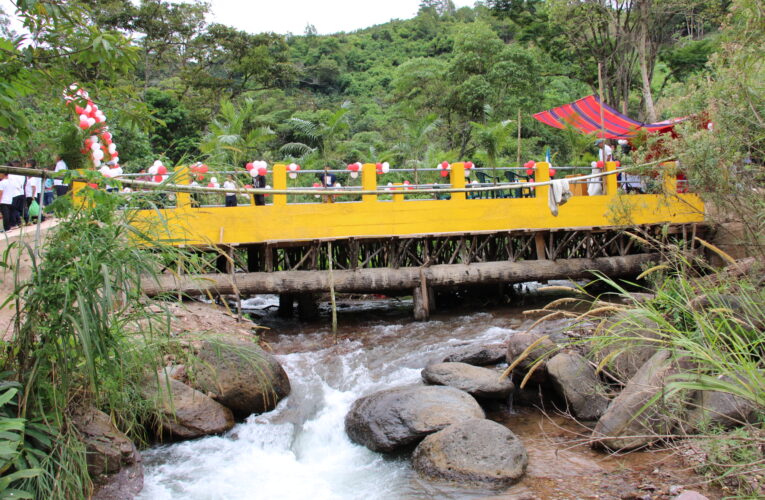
xmin=0 ymin=187 xmax=199 ymax=498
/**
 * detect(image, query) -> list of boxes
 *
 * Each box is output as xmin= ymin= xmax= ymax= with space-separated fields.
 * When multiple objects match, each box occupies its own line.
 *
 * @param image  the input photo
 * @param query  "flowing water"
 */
xmin=138 ymin=296 xmax=715 ymax=500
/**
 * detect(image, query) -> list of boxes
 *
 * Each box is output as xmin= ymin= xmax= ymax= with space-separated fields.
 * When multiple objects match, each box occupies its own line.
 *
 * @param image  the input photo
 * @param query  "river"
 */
xmin=138 ymin=295 xmax=714 ymax=500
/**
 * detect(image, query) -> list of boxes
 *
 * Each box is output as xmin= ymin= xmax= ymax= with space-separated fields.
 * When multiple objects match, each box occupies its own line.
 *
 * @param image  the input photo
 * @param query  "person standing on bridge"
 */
xmin=223 ymin=174 xmax=237 ymax=207
xmin=53 ymin=155 xmax=69 ymax=197
xmin=0 ymin=173 xmax=17 ymax=231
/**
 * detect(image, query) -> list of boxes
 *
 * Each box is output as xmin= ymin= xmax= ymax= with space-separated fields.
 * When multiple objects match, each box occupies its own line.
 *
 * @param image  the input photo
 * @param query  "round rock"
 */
xmin=191 ymin=338 xmax=291 ymax=418
xmin=344 ymin=385 xmax=485 ymax=453
xmin=422 ymin=362 xmax=514 ymax=399
xmin=413 ymin=419 xmax=528 ymax=488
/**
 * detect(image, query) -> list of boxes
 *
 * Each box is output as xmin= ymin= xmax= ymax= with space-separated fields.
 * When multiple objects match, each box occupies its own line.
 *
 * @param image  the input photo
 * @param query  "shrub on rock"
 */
xmin=190 ymin=338 xmax=291 ymax=418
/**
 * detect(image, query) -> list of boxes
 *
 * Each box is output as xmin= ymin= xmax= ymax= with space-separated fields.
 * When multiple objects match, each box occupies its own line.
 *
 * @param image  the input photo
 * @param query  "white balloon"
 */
xmin=148 ymin=165 xmax=158 ymax=175
xmin=153 ymin=160 xmax=163 ymax=168
xmin=210 ymin=176 xmax=218 ymax=184
xmin=108 ymin=143 xmax=117 ymax=154
xmin=87 ymin=117 xmax=96 ymax=127
xmin=79 ymin=114 xmax=88 ymax=122
xmin=93 ymin=150 xmax=104 ymax=161
xmin=96 ymin=114 xmax=106 ymax=123
xmin=93 ymin=159 xmax=102 ymax=167
xmin=381 ymin=162 xmax=390 ymax=173
xmin=90 ymin=142 xmax=100 ymax=151
xmin=249 ymin=170 xmax=258 ymax=178
xmin=591 ymin=161 xmax=598 ymax=168
xmin=350 ymin=172 xmax=358 ymax=179
xmin=288 ymin=172 xmax=297 ymax=179
xmin=84 ymin=105 xmax=92 ymax=114
xmin=112 ymin=157 xmax=119 ymax=164
xmin=99 ymin=166 xmax=110 ymax=176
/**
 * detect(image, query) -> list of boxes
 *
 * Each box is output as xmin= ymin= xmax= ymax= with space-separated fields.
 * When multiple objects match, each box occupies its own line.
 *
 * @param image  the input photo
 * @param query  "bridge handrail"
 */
xmin=0 ymin=158 xmax=679 ymax=197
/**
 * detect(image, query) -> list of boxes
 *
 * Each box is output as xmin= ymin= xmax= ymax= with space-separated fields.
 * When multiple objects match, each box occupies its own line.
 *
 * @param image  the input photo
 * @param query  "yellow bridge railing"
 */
xmin=79 ymin=161 xmax=704 ymax=247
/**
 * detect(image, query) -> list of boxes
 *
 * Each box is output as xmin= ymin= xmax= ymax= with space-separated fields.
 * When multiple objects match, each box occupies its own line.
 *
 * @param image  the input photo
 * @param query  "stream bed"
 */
xmin=138 ymin=296 xmax=716 ymax=500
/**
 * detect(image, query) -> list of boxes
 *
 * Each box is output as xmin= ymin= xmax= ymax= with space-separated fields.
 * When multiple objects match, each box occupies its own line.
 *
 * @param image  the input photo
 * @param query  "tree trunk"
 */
xmin=143 ymin=254 xmax=660 ymax=297
xmin=637 ymin=1 xmax=657 ymax=123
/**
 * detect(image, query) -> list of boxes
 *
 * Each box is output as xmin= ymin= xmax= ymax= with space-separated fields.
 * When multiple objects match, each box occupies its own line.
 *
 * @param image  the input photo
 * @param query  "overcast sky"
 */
xmin=1 ymin=0 xmax=478 ymax=36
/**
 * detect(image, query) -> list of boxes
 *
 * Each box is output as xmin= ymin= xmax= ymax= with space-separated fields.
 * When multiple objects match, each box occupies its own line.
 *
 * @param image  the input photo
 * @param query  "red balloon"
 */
xmin=84 ymin=139 xmax=92 ymax=148
xmin=87 ymin=183 xmax=99 ymax=189
xmin=524 ymin=160 xmax=535 ymax=168
xmin=596 ymin=161 xmax=605 ymax=168
xmin=440 ymin=170 xmax=449 ymax=178
xmin=157 ymin=165 xmax=167 ymax=175
xmin=111 ymin=151 xmax=119 ymax=158
xmin=198 ymin=165 xmax=208 ymax=174
xmin=464 ymin=161 xmax=473 ymax=169
xmin=441 ymin=161 xmax=449 ymax=168
xmin=196 ymin=174 xmax=204 ymax=181
xmin=207 ymin=182 xmax=214 ymax=188
xmin=245 ymin=162 xmax=254 ymax=171
xmin=526 ymin=168 xmax=534 ymax=176
xmin=549 ymin=168 xmax=557 ymax=177
xmin=257 ymin=167 xmax=267 ymax=176
xmin=79 ymin=120 xmax=89 ymax=130
xmin=244 ymin=184 xmax=253 ymax=189
xmin=154 ymin=175 xmax=163 ymax=182
xmin=615 ymin=161 xmax=621 ymax=167
xmin=312 ymin=182 xmax=321 ymax=187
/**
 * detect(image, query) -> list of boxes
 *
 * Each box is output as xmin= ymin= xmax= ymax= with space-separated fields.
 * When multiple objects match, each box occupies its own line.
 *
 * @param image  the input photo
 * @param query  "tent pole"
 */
xmin=516 ymin=109 xmax=522 ymax=167
xmin=598 ymin=62 xmax=606 ymax=139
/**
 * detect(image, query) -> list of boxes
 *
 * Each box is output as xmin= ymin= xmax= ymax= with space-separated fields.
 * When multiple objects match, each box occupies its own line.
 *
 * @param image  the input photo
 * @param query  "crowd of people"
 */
xmin=0 ymin=157 xmax=69 ymax=232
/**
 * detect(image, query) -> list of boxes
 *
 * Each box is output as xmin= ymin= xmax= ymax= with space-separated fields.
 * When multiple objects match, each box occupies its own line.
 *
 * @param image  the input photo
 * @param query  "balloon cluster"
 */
xmin=148 ymin=160 xmax=169 ymax=183
xmin=208 ymin=176 xmax=220 ymax=188
xmin=287 ymin=163 xmax=301 ymax=179
xmin=64 ymin=84 xmax=120 ymax=170
xmin=524 ymin=160 xmax=536 ymax=176
xmin=375 ymin=162 xmax=390 ymax=174
xmin=437 ymin=161 xmax=451 ymax=178
xmin=346 ymin=162 xmax=362 ymax=179
xmin=463 ymin=161 xmax=475 ymax=178
xmin=246 ymin=160 xmax=268 ymax=177
xmin=190 ymin=162 xmax=209 ymax=181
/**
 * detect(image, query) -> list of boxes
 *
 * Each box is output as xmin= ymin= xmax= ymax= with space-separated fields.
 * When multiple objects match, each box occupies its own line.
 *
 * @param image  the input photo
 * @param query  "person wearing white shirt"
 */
xmin=223 ymin=175 xmax=237 ymax=207
xmin=8 ymin=161 xmax=26 ymax=225
xmin=597 ymin=140 xmax=613 ymax=162
xmin=0 ymin=174 xmax=15 ymax=231
xmin=54 ymin=155 xmax=69 ymax=196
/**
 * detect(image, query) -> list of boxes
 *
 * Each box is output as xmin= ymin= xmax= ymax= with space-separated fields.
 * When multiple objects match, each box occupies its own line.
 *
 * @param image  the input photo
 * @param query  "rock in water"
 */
xmin=71 ymin=407 xmax=141 ymax=480
xmin=546 ymin=352 xmax=609 ymax=421
xmin=506 ymin=331 xmax=557 ymax=379
xmin=412 ymin=419 xmax=528 ymax=488
xmin=687 ymin=375 xmax=757 ymax=430
xmin=191 ymin=338 xmax=291 ymax=418
xmin=149 ymin=375 xmax=235 ymax=439
xmin=593 ymin=350 xmax=688 ymax=450
xmin=422 ymin=362 xmax=514 ymax=399
xmin=344 ymin=385 xmax=485 ymax=452
xmin=442 ymin=343 xmax=506 ymax=366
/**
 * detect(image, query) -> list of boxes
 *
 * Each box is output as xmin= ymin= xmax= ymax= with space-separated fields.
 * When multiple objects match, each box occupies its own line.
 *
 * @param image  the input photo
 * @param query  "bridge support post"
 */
xmin=412 ymin=286 xmax=430 ymax=321
xmin=297 ymin=293 xmax=320 ymax=321
xmin=278 ymin=293 xmax=295 ymax=318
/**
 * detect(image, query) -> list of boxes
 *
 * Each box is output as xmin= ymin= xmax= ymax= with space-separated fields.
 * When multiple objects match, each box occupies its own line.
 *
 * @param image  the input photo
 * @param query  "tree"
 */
xmin=280 ymin=103 xmax=352 ymax=166
xmin=199 ymin=98 xmax=275 ymax=166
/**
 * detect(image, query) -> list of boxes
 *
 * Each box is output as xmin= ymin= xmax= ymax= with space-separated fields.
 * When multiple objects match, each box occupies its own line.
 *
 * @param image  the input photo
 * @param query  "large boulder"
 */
xmin=412 ymin=419 xmax=528 ymax=488
xmin=345 ymin=385 xmax=485 ymax=452
xmin=506 ymin=331 xmax=557 ymax=381
xmin=191 ymin=338 xmax=291 ymax=418
xmin=148 ymin=374 xmax=235 ymax=439
xmin=547 ymin=351 xmax=610 ymax=421
xmin=594 ymin=310 xmax=662 ymax=382
xmin=442 ymin=343 xmax=506 ymax=366
xmin=593 ymin=350 xmax=688 ymax=451
xmin=687 ymin=375 xmax=758 ymax=430
xmin=71 ymin=407 xmax=141 ymax=481
xmin=422 ymin=362 xmax=514 ymax=400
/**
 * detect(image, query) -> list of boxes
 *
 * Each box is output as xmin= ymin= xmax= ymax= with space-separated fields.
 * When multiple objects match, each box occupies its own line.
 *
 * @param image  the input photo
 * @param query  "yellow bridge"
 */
xmin=125 ymin=161 xmax=703 ymax=247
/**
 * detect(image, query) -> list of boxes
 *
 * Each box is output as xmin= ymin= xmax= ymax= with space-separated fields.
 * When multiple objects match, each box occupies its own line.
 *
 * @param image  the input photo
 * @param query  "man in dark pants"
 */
xmin=8 ymin=161 xmax=26 ymax=226
xmin=254 ymin=173 xmax=267 ymax=206
xmin=0 ymin=173 xmax=14 ymax=231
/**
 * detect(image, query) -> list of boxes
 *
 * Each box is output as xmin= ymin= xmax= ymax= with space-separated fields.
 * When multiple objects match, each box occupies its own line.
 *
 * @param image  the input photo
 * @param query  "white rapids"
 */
xmin=139 ymin=308 xmax=520 ymax=500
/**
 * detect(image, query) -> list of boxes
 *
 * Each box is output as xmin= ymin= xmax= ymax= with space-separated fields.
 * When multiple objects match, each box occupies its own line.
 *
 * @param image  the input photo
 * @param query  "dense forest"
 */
xmin=0 ymin=0 xmax=736 ymax=172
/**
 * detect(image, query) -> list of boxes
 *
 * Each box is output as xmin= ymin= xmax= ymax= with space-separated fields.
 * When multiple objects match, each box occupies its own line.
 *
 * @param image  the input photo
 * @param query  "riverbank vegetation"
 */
xmin=0 ymin=0 xmax=762 ymax=497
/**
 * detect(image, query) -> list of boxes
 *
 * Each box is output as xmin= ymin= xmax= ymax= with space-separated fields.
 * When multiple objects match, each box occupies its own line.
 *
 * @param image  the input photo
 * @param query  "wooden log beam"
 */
xmin=143 ymin=253 xmax=660 ymax=297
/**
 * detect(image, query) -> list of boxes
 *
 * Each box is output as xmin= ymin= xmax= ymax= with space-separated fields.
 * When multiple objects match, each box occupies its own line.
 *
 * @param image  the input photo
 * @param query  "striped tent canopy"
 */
xmin=533 ymin=95 xmax=686 ymax=139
